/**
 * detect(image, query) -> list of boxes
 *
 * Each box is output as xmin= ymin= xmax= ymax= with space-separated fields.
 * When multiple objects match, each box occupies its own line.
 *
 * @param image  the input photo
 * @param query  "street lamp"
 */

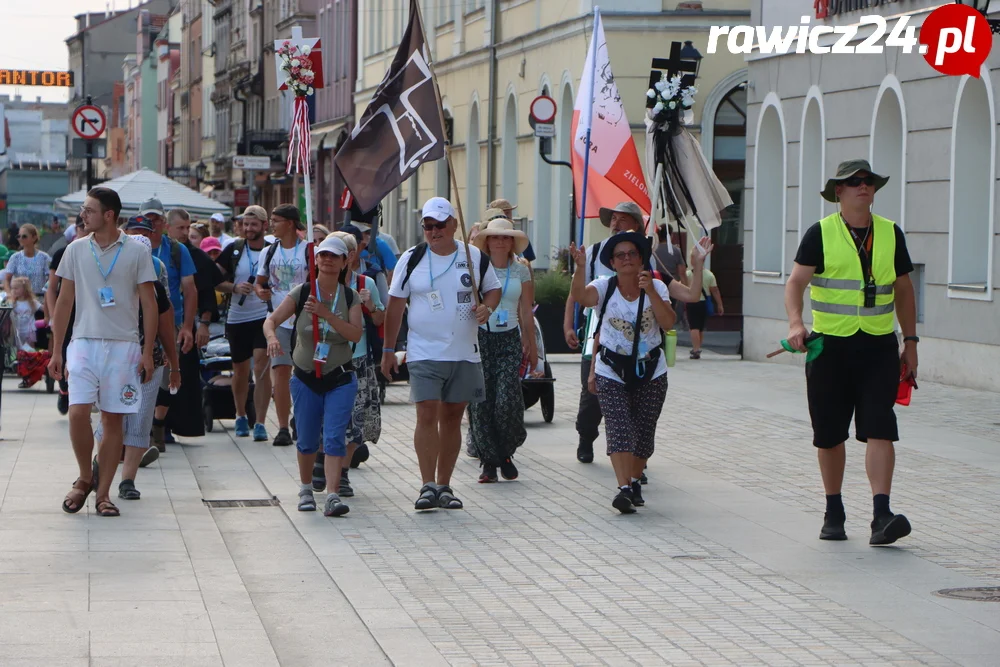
xmin=195 ymin=160 xmax=207 ymax=189
xmin=679 ymin=40 xmax=703 ymax=85
xmin=954 ymin=0 xmax=1000 ymax=33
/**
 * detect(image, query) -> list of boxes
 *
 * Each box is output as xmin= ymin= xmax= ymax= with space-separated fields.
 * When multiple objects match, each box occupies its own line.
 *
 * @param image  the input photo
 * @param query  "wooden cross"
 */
xmin=649 ymin=41 xmax=698 ymax=92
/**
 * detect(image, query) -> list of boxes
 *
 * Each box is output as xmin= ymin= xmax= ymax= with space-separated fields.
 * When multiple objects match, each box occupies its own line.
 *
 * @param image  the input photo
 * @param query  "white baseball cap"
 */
xmin=421 ymin=196 xmax=455 ymax=222
xmin=210 ymin=213 xmax=226 ymax=223
xmin=315 ymin=236 xmax=349 ymax=257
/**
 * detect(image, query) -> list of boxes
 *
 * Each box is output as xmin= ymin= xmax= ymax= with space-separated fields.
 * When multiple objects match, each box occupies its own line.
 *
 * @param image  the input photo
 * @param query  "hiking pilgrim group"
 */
xmin=42 ymin=1 xmax=919 ymax=545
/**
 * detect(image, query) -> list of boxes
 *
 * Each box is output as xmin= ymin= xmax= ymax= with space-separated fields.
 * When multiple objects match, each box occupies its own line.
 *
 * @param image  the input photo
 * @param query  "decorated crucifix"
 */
xmin=275 ymin=26 xmax=325 ymax=376
xmin=643 ymin=39 xmax=731 ymax=248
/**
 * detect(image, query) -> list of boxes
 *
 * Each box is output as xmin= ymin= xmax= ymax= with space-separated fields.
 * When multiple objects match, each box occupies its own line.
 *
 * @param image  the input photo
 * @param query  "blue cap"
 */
xmin=125 ymin=215 xmax=154 ymax=232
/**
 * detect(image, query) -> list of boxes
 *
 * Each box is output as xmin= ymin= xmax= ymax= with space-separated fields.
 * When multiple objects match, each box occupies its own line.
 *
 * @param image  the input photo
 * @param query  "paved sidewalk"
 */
xmin=1 ymin=352 xmax=998 ymax=666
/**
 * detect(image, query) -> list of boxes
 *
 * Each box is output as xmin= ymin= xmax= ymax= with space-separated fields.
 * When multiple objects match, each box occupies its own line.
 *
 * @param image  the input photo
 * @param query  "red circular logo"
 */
xmin=919 ymin=4 xmax=993 ymax=78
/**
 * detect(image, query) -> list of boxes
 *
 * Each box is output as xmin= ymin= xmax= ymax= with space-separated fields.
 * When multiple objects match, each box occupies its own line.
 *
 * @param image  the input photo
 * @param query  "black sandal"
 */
xmin=95 ymin=499 xmax=120 ymax=517
xmin=118 ymin=479 xmax=141 ymax=501
xmin=437 ymin=485 xmax=463 ymax=510
xmin=414 ymin=483 xmax=438 ymax=510
xmin=61 ymin=478 xmax=93 ymax=514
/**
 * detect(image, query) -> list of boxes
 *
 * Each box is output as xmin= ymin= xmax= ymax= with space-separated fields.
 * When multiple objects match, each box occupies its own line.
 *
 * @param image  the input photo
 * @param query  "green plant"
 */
xmin=533 ymin=269 xmax=572 ymax=305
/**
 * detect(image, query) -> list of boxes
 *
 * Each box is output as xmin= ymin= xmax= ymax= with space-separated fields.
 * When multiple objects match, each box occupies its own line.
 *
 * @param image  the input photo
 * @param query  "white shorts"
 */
xmin=66 ymin=338 xmax=143 ymax=414
xmin=94 ymin=365 xmax=164 ymax=448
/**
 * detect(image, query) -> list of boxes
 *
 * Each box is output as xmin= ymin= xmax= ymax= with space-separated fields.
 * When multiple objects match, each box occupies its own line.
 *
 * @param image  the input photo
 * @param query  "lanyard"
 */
xmin=316 ymin=280 xmax=341 ymax=338
xmin=89 ymin=238 xmax=124 ymax=282
xmin=499 ymin=264 xmax=511 ymax=299
xmin=429 ymin=244 xmax=458 ymax=289
xmin=277 ymin=239 xmax=300 ymax=266
xmin=245 ymin=247 xmax=260 ymax=277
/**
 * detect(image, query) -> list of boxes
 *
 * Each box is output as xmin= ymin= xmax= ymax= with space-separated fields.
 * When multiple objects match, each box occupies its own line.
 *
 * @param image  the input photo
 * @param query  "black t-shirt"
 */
xmin=139 ymin=281 xmax=173 ymax=367
xmin=794 ymin=219 xmax=913 ymax=347
xmin=183 ymin=242 xmax=225 ymax=322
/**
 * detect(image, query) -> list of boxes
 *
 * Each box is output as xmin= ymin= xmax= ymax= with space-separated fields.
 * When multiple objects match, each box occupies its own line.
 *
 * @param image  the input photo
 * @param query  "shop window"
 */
xmin=752 ymin=97 xmax=786 ymax=281
xmin=949 ymin=70 xmax=995 ymax=299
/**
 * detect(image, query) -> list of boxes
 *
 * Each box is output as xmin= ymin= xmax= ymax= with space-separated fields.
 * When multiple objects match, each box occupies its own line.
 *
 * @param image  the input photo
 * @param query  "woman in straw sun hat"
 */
xmin=466 ymin=218 xmax=537 ymax=483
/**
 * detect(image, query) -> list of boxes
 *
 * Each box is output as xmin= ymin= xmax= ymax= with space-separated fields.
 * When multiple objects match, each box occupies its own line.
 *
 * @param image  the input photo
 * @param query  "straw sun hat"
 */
xmin=472 ymin=217 xmax=529 ymax=254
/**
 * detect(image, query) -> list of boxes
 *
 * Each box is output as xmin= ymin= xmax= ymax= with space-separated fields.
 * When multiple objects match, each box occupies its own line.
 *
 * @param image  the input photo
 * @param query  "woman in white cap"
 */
xmin=467 ymin=218 xmax=537 ymax=483
xmin=263 ymin=236 xmax=362 ymax=517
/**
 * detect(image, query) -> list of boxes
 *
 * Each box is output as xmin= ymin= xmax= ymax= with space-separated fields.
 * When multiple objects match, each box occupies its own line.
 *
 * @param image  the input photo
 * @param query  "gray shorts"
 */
xmin=408 ymin=360 xmax=486 ymax=405
xmin=272 ymin=326 xmax=294 ymax=367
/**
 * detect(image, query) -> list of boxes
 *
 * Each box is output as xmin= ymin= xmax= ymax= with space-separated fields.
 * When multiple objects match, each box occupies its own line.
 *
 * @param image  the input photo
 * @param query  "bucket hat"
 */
xmin=472 ymin=217 xmax=530 ymax=254
xmin=821 ymin=159 xmax=889 ymax=202
xmin=598 ymin=201 xmax=645 ymax=229
xmin=599 ymin=231 xmax=652 ymax=270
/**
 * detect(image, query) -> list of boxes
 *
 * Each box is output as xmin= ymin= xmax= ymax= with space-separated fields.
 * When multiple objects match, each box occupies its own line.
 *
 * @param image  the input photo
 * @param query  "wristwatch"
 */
xmin=903 ymin=336 xmax=920 ymax=343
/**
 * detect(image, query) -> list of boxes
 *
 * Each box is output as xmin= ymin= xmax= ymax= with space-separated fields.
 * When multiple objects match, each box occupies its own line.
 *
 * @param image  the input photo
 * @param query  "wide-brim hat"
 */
xmin=488 ymin=198 xmax=517 ymax=212
xmin=599 ymin=231 xmax=652 ymax=270
xmin=473 ymin=218 xmax=530 ymax=254
xmin=821 ymin=159 xmax=889 ymax=202
xmin=598 ymin=201 xmax=645 ymax=229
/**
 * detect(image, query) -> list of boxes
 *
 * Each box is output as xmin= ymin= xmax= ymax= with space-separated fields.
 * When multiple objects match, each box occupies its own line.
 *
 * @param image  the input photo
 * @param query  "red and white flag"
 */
xmin=571 ymin=10 xmax=651 ymax=222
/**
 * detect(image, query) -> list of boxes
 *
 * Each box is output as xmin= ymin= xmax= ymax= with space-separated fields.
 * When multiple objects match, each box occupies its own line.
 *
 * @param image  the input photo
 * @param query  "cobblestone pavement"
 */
xmin=1 ymin=354 xmax=998 ymax=666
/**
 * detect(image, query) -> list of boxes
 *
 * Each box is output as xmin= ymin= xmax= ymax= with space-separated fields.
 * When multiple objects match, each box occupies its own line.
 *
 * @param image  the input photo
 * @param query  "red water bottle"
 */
xmin=896 ymin=363 xmax=916 ymax=406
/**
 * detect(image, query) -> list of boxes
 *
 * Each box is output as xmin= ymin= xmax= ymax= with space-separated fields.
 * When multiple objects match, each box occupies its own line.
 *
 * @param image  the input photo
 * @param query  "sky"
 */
xmin=0 ymin=1 xmax=130 ymax=104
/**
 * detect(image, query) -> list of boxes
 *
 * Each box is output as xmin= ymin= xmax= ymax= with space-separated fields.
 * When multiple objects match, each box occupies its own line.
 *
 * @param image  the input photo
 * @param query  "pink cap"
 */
xmin=200 ymin=236 xmax=223 ymax=253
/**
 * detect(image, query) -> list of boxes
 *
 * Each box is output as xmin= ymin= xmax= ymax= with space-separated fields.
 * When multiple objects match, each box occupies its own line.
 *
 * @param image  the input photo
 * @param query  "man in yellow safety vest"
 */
xmin=785 ymin=159 xmax=919 ymax=546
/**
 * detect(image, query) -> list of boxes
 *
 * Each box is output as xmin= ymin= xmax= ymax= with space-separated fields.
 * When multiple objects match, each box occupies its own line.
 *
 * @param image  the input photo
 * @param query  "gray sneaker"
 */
xmin=338 ymin=471 xmax=354 ymax=497
xmin=324 ymin=494 xmax=350 ymax=517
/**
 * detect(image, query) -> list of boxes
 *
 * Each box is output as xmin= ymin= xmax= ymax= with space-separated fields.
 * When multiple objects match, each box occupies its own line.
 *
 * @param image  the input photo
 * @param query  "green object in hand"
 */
xmin=780 ymin=333 xmax=824 ymax=362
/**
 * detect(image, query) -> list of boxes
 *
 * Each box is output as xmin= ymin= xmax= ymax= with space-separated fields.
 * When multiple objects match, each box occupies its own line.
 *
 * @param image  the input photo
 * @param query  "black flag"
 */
xmin=335 ymin=0 xmax=444 ymax=214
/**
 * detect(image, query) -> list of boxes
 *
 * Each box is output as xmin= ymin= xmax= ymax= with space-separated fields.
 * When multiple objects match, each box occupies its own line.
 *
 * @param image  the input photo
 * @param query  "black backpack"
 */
xmin=289 ymin=283 xmax=355 ymax=357
xmin=400 ymin=242 xmax=490 ymax=293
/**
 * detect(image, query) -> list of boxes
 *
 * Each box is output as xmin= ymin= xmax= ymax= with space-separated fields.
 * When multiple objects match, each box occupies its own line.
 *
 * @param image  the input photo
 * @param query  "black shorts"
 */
xmin=225 ymin=319 xmax=267 ymax=363
xmin=805 ymin=335 xmax=900 ymax=448
xmin=687 ymin=301 xmax=708 ymax=331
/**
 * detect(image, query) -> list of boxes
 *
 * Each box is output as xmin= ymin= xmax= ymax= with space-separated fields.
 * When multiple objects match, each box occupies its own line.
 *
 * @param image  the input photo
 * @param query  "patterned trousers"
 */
xmin=595 ymin=374 xmax=668 ymax=459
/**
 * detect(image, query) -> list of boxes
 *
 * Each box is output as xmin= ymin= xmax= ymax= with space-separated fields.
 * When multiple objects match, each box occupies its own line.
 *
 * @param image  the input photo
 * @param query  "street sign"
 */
xmin=167 ymin=167 xmax=191 ymax=178
xmin=529 ymin=95 xmax=557 ymax=124
xmin=233 ymin=155 xmax=271 ymax=170
xmin=71 ymin=104 xmax=106 ymax=140
xmin=71 ymin=138 xmax=106 ymax=159
xmin=533 ymin=123 xmax=555 ymax=138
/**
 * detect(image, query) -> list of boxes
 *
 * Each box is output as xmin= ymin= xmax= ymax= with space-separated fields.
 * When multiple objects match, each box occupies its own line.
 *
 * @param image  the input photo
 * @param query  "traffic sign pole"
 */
xmin=86 ymin=96 xmax=93 ymax=193
xmin=72 ymin=96 xmax=107 ymax=194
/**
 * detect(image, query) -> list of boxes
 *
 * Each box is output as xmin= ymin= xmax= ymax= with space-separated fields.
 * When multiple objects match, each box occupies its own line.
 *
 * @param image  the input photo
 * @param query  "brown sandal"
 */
xmin=62 ymin=478 xmax=93 ymax=514
xmin=95 ymin=499 xmax=120 ymax=517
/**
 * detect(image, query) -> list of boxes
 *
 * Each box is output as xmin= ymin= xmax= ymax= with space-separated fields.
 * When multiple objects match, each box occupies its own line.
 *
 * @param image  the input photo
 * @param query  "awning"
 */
xmin=53 ymin=168 xmax=231 ymax=218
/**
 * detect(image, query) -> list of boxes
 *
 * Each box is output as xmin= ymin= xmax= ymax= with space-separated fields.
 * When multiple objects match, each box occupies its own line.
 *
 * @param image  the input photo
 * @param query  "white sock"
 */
xmin=300 ymin=483 xmax=313 ymax=494
xmin=630 ymin=478 xmax=640 ymax=484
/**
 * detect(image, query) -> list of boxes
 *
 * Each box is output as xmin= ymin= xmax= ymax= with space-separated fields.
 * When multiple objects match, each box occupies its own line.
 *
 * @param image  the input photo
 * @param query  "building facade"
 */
xmin=742 ymin=0 xmax=1000 ymax=391
xmin=353 ymin=0 xmax=750 ymax=280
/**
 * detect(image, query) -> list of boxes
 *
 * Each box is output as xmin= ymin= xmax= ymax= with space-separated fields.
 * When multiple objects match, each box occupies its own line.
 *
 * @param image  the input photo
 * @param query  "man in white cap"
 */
xmin=210 ymin=213 xmax=235 ymax=248
xmin=381 ymin=196 xmax=502 ymax=511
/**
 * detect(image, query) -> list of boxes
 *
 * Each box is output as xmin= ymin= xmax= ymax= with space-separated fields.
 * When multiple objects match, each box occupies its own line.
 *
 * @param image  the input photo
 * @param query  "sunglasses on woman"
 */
xmin=843 ymin=175 xmax=876 ymax=187
xmin=422 ymin=220 xmax=448 ymax=231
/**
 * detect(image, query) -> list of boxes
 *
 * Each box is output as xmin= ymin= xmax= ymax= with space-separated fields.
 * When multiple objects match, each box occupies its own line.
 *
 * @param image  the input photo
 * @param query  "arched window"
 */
xmin=949 ymin=70 xmax=995 ymax=299
xmin=436 ymin=108 xmax=453 ymax=199
xmin=713 ymin=84 xmax=747 ymax=247
xmin=554 ymin=79 xmax=575 ymax=254
xmin=799 ymin=92 xmax=824 ymax=239
xmin=501 ymin=93 xmax=518 ymax=204
xmin=467 ymin=99 xmax=481 ymax=222
xmin=871 ymin=81 xmax=905 ymax=228
xmin=753 ymin=96 xmax=786 ymax=281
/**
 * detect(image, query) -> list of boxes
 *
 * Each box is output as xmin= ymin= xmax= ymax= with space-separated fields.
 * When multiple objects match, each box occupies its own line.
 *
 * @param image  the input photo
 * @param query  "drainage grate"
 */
xmin=203 ymin=498 xmax=281 ymax=508
xmin=933 ymin=587 xmax=1000 ymax=602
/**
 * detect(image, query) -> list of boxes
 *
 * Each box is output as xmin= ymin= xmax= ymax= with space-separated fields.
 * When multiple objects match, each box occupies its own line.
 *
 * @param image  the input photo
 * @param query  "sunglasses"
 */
xmin=842 ymin=175 xmax=876 ymax=187
xmin=614 ymin=250 xmax=640 ymax=260
xmin=422 ymin=220 xmax=448 ymax=231
xmin=18 ymin=234 xmax=31 ymax=240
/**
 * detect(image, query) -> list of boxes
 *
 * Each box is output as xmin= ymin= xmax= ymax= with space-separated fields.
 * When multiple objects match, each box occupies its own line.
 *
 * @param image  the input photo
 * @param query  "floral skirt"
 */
xmin=347 ymin=354 xmax=382 ymax=446
xmin=468 ymin=328 xmax=526 ymax=465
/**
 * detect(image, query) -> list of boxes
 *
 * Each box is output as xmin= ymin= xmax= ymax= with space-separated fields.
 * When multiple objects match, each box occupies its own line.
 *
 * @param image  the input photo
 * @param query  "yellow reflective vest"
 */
xmin=809 ymin=213 xmax=896 ymax=337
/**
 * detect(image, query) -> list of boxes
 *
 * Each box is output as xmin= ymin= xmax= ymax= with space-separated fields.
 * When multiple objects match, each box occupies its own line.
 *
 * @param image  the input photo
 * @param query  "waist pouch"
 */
xmin=294 ymin=362 xmax=354 ymax=394
xmin=599 ymin=346 xmax=661 ymax=390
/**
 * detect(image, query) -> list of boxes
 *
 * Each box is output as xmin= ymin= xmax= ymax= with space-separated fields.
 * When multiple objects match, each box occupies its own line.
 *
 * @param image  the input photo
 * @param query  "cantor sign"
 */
xmin=0 ymin=70 xmax=75 ymax=87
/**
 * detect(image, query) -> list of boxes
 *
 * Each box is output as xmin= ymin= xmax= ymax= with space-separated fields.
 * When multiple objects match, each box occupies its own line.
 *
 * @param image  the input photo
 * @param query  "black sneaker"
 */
xmin=870 ymin=513 xmax=911 ymax=546
xmin=577 ymin=441 xmax=594 ymax=463
xmin=630 ymin=481 xmax=644 ymax=506
xmin=478 ymin=466 xmax=498 ymax=483
xmin=273 ymin=428 xmax=293 ymax=447
xmin=500 ymin=458 xmax=518 ymax=480
xmin=57 ymin=392 xmax=69 ymax=415
xmin=820 ymin=513 xmax=847 ymax=540
xmin=612 ymin=488 xmax=636 ymax=514
xmin=640 ymin=471 xmax=648 ymax=485
xmin=350 ymin=443 xmax=370 ymax=468
xmin=339 ymin=471 xmax=354 ymax=497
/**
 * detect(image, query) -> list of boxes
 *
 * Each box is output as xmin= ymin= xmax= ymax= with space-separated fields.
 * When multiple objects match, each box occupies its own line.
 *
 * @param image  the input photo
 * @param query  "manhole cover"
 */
xmin=933 ymin=587 xmax=1000 ymax=602
xmin=203 ymin=498 xmax=281 ymax=508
